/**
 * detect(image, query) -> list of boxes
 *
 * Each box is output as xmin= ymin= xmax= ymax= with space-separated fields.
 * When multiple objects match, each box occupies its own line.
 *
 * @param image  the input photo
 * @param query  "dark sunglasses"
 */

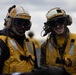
xmin=13 ymin=18 xmax=31 ymax=27
xmin=47 ymin=16 xmax=67 ymax=27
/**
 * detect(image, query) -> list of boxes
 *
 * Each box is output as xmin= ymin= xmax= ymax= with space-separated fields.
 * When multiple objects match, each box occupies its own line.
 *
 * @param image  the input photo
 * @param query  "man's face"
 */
xmin=48 ymin=16 xmax=66 ymax=35
xmin=52 ymin=24 xmax=65 ymax=35
xmin=13 ymin=18 xmax=31 ymax=35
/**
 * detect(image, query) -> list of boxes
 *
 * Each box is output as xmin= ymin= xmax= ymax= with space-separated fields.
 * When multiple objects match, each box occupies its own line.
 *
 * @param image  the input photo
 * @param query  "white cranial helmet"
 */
xmin=46 ymin=7 xmax=66 ymax=21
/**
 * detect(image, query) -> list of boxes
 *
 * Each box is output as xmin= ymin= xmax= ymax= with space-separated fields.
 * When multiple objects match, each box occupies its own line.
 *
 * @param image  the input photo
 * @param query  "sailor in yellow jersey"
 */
xmin=40 ymin=7 xmax=76 ymax=75
xmin=0 ymin=5 xmax=37 ymax=74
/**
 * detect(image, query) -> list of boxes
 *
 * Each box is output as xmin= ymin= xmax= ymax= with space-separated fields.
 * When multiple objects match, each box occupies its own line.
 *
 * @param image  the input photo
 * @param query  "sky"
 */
xmin=0 ymin=0 xmax=76 ymax=40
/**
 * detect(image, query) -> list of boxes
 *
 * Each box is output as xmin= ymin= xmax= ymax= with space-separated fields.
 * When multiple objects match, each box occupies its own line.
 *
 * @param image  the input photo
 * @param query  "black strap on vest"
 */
xmin=41 ymin=39 xmax=48 ymax=66
xmin=19 ymin=40 xmax=38 ymax=68
xmin=5 ymin=36 xmax=38 ymax=68
xmin=33 ymin=42 xmax=38 ymax=68
xmin=20 ymin=54 xmax=35 ymax=62
xmin=25 ymin=38 xmax=38 ymax=68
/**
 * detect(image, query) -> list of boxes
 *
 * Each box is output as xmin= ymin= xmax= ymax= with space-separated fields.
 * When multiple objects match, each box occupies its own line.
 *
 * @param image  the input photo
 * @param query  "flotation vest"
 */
xmin=41 ymin=33 xmax=76 ymax=75
xmin=0 ymin=35 xmax=35 ymax=74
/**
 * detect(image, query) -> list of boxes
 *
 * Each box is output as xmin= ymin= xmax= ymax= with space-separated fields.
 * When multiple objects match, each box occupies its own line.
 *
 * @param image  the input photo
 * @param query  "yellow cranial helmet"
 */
xmin=6 ymin=5 xmax=31 ymax=20
xmin=46 ymin=7 xmax=66 ymax=21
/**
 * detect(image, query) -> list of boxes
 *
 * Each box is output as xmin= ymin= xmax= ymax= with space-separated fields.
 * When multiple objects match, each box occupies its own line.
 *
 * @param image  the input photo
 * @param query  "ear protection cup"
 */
xmin=4 ymin=5 xmax=16 ymax=27
xmin=25 ymin=21 xmax=32 ymax=31
xmin=66 ymin=15 xmax=72 ymax=25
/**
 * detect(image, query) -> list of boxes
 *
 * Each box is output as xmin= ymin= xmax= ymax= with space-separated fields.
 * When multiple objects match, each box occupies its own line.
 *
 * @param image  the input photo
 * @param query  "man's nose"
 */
xmin=21 ymin=23 xmax=25 ymax=28
xmin=56 ymin=24 xmax=60 ymax=28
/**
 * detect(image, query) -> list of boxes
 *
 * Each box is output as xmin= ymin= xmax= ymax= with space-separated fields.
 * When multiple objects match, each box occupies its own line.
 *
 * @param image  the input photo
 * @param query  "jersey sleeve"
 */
xmin=0 ymin=39 xmax=10 ymax=74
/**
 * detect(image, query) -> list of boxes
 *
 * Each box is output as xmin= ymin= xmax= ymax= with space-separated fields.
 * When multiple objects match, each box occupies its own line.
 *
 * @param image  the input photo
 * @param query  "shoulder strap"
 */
xmin=41 ymin=39 xmax=48 ymax=66
xmin=25 ymin=38 xmax=38 ymax=68
xmin=33 ymin=42 xmax=38 ymax=68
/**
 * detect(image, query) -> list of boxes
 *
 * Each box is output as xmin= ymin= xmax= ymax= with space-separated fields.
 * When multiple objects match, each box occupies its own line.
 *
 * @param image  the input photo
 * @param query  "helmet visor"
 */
xmin=47 ymin=16 xmax=67 ymax=27
xmin=13 ymin=18 xmax=31 ymax=27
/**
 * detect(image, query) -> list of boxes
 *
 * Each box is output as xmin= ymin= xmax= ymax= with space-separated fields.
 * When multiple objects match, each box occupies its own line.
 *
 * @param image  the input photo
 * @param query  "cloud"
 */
xmin=0 ymin=0 xmax=76 ymax=40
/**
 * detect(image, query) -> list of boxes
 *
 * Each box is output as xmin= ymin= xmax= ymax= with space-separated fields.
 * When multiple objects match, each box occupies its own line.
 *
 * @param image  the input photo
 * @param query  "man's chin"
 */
xmin=56 ymin=32 xmax=64 ymax=36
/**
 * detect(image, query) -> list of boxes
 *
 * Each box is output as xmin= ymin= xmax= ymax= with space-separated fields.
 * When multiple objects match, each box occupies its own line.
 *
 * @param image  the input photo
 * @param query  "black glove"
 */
xmin=56 ymin=57 xmax=65 ymax=65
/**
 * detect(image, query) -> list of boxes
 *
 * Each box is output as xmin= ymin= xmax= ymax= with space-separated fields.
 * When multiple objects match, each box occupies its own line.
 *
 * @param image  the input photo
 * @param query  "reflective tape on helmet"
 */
xmin=46 ymin=7 xmax=66 ymax=21
xmin=7 ymin=6 xmax=31 ymax=20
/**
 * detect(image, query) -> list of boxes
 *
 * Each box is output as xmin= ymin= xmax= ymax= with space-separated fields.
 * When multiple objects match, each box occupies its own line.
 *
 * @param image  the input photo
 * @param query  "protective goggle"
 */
xmin=47 ymin=16 xmax=67 ymax=27
xmin=13 ymin=18 xmax=31 ymax=27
